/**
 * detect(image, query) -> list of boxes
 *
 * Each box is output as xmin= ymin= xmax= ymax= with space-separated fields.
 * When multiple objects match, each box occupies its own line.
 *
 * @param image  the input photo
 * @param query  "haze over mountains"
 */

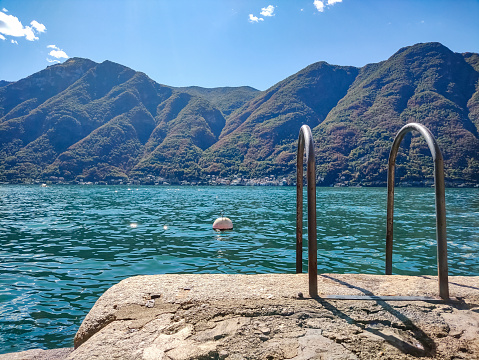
xmin=1 ymin=42 xmax=478 ymax=185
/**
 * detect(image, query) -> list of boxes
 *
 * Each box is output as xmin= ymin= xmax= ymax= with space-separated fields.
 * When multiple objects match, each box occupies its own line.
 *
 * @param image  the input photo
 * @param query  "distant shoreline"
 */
xmin=1 ymin=181 xmax=478 ymax=188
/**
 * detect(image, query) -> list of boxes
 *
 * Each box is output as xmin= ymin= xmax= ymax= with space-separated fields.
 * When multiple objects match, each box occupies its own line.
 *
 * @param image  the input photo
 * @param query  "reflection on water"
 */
xmin=0 ymin=185 xmax=478 ymax=353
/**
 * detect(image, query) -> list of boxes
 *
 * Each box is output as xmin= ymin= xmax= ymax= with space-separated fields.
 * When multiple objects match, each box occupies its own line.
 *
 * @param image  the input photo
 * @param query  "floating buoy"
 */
xmin=213 ymin=217 xmax=233 ymax=231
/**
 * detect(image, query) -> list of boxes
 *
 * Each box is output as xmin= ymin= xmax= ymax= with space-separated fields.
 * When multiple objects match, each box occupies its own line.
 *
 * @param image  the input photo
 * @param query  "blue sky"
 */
xmin=1 ymin=0 xmax=478 ymax=91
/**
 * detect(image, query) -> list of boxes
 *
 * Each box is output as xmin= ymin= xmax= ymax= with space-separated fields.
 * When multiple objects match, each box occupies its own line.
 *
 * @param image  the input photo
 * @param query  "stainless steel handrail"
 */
xmin=386 ymin=122 xmax=449 ymax=300
xmin=296 ymin=125 xmax=318 ymax=297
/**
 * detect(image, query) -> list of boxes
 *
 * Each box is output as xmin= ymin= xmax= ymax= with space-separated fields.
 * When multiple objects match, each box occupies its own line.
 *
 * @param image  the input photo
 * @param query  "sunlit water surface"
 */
xmin=0 ymin=185 xmax=478 ymax=353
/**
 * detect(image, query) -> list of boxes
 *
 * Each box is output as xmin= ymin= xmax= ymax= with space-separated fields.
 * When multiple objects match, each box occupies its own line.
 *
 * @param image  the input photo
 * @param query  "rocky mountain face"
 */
xmin=1 ymin=42 xmax=478 ymax=185
xmin=0 ymin=59 xmax=257 ymax=183
xmin=313 ymin=42 xmax=479 ymax=185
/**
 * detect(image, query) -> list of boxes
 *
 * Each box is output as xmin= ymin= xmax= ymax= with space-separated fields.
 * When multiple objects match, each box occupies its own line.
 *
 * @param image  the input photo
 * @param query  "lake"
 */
xmin=0 ymin=185 xmax=478 ymax=353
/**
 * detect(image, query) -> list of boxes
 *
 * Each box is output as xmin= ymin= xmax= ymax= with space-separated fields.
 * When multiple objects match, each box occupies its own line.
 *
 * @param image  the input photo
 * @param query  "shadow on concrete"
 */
xmin=418 ymin=275 xmax=479 ymax=291
xmin=315 ymin=274 xmax=437 ymax=357
xmin=448 ymin=282 xmax=479 ymax=291
xmin=419 ymin=275 xmax=479 ymax=290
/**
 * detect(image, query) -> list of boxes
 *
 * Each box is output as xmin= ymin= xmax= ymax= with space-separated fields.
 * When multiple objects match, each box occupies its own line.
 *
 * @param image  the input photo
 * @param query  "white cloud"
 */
xmin=0 ymin=11 xmax=28 ymax=37
xmin=49 ymin=49 xmax=69 ymax=59
xmin=2 ymin=8 xmax=7 ymax=12
xmin=0 ymin=34 xmax=5 ymax=40
xmin=314 ymin=0 xmax=343 ymax=12
xmin=313 ymin=0 xmax=325 ymax=12
xmin=248 ymin=14 xmax=264 ymax=23
xmin=47 ymin=45 xmax=69 ymax=63
xmin=24 ymin=26 xmax=38 ymax=41
xmin=249 ymin=4 xmax=275 ymax=23
xmin=0 ymin=10 xmax=44 ymax=41
xmin=260 ymin=5 xmax=275 ymax=17
xmin=30 ymin=20 xmax=46 ymax=33
xmin=11 ymin=39 xmax=18 ymax=44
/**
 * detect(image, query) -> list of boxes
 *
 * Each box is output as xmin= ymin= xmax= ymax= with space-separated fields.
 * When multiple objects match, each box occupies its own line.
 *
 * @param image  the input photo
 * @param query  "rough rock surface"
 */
xmin=0 ymin=348 xmax=73 ymax=360
xmin=3 ymin=274 xmax=479 ymax=359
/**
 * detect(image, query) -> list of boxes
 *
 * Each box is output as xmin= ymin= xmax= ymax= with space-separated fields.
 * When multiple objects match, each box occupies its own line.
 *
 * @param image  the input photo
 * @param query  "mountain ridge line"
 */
xmin=1 ymin=42 xmax=478 ymax=186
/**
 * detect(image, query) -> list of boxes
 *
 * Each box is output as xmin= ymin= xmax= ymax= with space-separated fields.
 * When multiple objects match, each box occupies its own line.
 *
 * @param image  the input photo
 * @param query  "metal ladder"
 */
xmin=295 ymin=123 xmax=449 ymax=300
xmin=386 ymin=123 xmax=449 ymax=299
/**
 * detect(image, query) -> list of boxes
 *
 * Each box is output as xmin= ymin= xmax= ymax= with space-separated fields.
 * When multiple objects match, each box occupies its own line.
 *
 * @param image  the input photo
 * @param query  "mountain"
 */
xmin=175 ymin=86 xmax=259 ymax=119
xmin=1 ymin=42 xmax=478 ymax=185
xmin=312 ymin=42 xmax=479 ymax=185
xmin=0 ymin=59 xmax=253 ymax=183
xmin=199 ymin=42 xmax=479 ymax=185
xmin=0 ymin=81 xmax=12 ymax=88
xmin=200 ymin=62 xmax=359 ymax=178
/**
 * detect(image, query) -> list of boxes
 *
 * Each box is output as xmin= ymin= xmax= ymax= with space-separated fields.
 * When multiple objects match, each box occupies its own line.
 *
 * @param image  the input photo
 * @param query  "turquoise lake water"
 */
xmin=0 ymin=185 xmax=478 ymax=353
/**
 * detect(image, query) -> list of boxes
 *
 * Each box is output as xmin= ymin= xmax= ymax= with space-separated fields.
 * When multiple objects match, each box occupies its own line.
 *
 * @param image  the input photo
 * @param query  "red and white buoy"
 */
xmin=213 ymin=216 xmax=233 ymax=231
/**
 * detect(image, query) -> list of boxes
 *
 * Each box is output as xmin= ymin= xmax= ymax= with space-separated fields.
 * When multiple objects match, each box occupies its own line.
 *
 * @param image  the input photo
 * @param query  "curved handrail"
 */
xmin=386 ymin=122 xmax=449 ymax=299
xmin=296 ymin=125 xmax=318 ymax=297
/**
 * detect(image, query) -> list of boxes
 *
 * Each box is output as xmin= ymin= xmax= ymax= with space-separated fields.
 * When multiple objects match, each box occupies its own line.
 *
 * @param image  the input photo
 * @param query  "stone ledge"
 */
xmin=2 ymin=274 xmax=478 ymax=360
xmin=73 ymin=274 xmax=478 ymax=359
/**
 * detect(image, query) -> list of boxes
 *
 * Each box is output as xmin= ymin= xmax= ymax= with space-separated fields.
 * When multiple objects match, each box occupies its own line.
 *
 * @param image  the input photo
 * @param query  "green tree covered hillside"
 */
xmin=0 ymin=43 xmax=478 ymax=185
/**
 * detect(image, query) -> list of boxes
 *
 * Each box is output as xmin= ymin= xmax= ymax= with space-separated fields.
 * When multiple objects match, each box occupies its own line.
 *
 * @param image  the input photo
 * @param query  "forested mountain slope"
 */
xmin=1 ymin=42 xmax=478 ymax=185
xmin=312 ymin=42 xmax=479 ymax=185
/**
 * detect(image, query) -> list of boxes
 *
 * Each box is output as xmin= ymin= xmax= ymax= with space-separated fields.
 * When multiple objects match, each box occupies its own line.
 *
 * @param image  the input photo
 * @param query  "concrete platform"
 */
xmin=2 ymin=274 xmax=479 ymax=359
